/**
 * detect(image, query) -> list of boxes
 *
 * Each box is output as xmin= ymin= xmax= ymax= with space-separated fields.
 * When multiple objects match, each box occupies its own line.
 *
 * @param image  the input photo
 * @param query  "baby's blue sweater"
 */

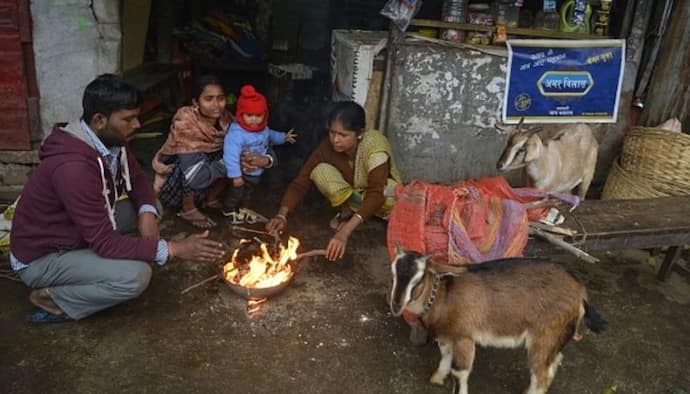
xmin=223 ymin=121 xmax=286 ymax=178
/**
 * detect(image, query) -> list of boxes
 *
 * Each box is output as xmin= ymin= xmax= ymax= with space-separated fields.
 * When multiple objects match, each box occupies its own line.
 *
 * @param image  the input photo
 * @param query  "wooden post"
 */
xmin=640 ymin=1 xmax=690 ymax=129
xmin=657 ymin=245 xmax=682 ymax=281
xmin=377 ymin=23 xmax=405 ymax=133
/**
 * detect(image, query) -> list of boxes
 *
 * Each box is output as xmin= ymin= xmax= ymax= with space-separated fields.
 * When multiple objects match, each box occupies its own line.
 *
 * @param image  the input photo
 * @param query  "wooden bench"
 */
xmin=524 ymin=196 xmax=690 ymax=281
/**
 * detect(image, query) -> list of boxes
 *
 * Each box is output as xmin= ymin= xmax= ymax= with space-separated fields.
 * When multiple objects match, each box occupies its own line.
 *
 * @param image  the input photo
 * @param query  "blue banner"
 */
xmin=503 ymin=39 xmax=625 ymax=123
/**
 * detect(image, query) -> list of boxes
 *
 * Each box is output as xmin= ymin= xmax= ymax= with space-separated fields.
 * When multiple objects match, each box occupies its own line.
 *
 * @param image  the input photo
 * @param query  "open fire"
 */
xmin=223 ymin=236 xmax=300 ymax=289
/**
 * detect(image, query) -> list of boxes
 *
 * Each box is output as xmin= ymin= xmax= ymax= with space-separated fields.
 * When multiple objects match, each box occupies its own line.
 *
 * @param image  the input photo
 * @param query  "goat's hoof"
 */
xmin=572 ymin=332 xmax=583 ymax=341
xmin=430 ymin=371 xmax=446 ymax=386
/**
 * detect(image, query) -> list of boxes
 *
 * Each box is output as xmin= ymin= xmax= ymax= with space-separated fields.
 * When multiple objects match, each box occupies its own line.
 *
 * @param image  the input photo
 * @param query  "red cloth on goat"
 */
xmin=386 ymin=176 xmax=575 ymax=264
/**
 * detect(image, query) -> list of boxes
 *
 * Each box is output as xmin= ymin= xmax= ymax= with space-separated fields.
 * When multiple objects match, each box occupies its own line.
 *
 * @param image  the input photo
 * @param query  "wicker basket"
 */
xmin=602 ymin=158 xmax=671 ymax=200
xmin=620 ymin=127 xmax=690 ymax=195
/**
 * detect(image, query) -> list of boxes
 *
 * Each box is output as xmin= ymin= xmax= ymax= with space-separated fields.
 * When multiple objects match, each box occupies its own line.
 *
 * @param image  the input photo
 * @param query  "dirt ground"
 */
xmin=1 ymin=141 xmax=689 ymax=393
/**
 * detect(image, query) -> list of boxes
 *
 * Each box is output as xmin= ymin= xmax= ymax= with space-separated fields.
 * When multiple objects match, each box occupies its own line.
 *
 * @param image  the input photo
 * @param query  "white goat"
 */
xmin=389 ymin=245 xmax=607 ymax=394
xmin=496 ymin=120 xmax=598 ymax=199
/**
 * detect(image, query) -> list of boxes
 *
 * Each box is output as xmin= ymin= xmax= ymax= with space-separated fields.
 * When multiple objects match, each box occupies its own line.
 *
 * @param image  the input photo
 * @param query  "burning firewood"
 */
xmin=229 ymin=225 xmax=283 ymax=258
xmin=223 ymin=236 xmax=301 ymax=289
xmin=180 ymin=235 xmax=326 ymax=295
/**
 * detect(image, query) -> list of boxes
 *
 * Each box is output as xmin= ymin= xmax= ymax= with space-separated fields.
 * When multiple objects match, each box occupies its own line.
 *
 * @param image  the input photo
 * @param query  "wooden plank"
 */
xmin=410 ymin=19 xmax=495 ymax=33
xmin=525 ymin=232 xmax=690 ymax=256
xmin=409 ymin=19 xmax=610 ymax=40
xmin=364 ymin=68 xmax=383 ymax=131
xmin=16 ymin=0 xmax=29 ymax=42
xmin=0 ymin=1 xmax=18 ymax=34
xmin=526 ymin=197 xmax=690 ymax=257
xmin=578 ymin=233 xmax=690 ymax=251
xmin=558 ymin=197 xmax=690 ymax=240
xmin=0 ymin=27 xmax=31 ymax=149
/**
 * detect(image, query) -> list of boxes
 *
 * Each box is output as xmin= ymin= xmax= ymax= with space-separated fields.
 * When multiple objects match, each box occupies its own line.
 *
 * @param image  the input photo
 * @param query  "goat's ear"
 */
xmin=394 ymin=241 xmax=404 ymax=256
xmin=495 ymin=122 xmax=515 ymax=135
xmin=524 ymin=134 xmax=543 ymax=162
xmin=496 ymin=118 xmax=526 ymax=135
xmin=526 ymin=126 xmax=542 ymax=136
xmin=418 ymin=254 xmax=432 ymax=268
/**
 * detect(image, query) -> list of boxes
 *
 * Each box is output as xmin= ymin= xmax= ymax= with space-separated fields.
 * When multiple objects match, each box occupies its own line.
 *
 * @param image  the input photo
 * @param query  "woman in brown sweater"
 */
xmin=266 ymin=101 xmax=401 ymax=260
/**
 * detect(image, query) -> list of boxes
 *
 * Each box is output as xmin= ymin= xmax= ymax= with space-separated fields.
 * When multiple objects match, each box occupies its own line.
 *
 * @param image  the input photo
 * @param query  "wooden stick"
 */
xmin=294 ymin=249 xmax=327 ymax=260
xmin=231 ymin=226 xmax=282 ymax=250
xmin=523 ymin=199 xmax=559 ymax=209
xmin=529 ymin=227 xmax=599 ymax=264
xmin=181 ymin=273 xmax=220 ymax=295
xmin=230 ymin=225 xmax=273 ymax=236
xmin=180 ymin=250 xmax=326 ymax=295
xmin=530 ymin=222 xmax=577 ymax=237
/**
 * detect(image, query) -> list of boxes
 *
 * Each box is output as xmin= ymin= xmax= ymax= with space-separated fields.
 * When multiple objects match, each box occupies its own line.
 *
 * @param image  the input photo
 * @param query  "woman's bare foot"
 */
xmin=178 ymin=207 xmax=216 ymax=228
xmin=29 ymin=288 xmax=64 ymax=316
xmin=206 ymin=199 xmax=222 ymax=210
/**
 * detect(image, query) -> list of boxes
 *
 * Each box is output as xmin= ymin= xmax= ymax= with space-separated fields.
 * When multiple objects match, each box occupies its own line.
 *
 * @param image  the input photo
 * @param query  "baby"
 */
xmin=222 ymin=85 xmax=296 ymax=223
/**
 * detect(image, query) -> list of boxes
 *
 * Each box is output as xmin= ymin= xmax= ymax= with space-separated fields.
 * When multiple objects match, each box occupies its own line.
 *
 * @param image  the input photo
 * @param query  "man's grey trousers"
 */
xmin=17 ymin=200 xmax=153 ymax=320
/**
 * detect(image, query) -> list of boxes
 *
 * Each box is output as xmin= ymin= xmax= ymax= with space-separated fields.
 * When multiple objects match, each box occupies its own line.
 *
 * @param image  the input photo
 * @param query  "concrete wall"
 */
xmin=31 ymin=0 xmax=121 ymax=135
xmin=387 ymin=43 xmax=509 ymax=183
xmin=386 ymin=11 xmax=651 ymax=189
xmin=0 ymin=0 xmax=121 ymax=201
xmin=0 ymin=150 xmax=39 ymax=201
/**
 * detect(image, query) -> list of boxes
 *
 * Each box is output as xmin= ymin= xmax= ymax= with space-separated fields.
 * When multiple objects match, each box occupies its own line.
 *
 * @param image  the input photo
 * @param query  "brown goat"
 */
xmin=389 ymin=245 xmax=606 ymax=394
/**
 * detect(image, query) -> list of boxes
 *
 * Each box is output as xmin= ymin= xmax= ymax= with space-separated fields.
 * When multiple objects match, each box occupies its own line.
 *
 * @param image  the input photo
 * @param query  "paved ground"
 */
xmin=1 ymin=195 xmax=689 ymax=394
xmin=1 ymin=138 xmax=689 ymax=393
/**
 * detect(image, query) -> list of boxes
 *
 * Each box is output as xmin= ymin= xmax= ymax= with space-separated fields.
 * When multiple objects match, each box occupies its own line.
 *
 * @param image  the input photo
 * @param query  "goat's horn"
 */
xmin=517 ymin=117 xmax=525 ymax=130
xmin=394 ymin=241 xmax=404 ymax=255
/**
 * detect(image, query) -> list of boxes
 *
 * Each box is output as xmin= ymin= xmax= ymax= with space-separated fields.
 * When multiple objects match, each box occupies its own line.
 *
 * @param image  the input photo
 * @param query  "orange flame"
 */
xmin=223 ymin=236 xmax=300 ymax=288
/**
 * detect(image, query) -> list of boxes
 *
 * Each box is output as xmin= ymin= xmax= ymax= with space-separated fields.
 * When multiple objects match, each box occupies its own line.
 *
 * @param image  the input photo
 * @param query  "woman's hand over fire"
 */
xmin=266 ymin=208 xmax=288 ymax=234
xmin=168 ymin=230 xmax=225 ymax=262
xmin=326 ymin=231 xmax=349 ymax=261
xmin=325 ymin=213 xmax=363 ymax=261
xmin=266 ymin=217 xmax=285 ymax=233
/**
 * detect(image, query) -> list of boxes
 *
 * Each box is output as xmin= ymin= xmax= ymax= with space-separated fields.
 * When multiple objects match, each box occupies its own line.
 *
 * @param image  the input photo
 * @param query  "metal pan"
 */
xmin=223 ymin=272 xmax=295 ymax=300
xmin=221 ymin=250 xmax=326 ymax=300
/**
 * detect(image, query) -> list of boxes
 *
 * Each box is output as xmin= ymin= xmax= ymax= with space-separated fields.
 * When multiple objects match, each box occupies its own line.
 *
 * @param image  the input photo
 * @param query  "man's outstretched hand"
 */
xmin=168 ymin=231 xmax=226 ymax=262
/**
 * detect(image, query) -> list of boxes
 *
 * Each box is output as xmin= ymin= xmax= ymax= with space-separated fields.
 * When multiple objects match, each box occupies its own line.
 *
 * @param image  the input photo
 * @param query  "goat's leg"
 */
xmin=573 ymin=303 xmax=586 ymax=341
xmin=526 ymin=337 xmax=561 ymax=394
xmin=578 ymin=150 xmax=597 ymax=200
xmin=430 ymin=339 xmax=453 ymax=385
xmin=546 ymin=353 xmax=563 ymax=385
xmin=450 ymin=338 xmax=475 ymax=394
xmin=525 ymin=352 xmax=563 ymax=394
